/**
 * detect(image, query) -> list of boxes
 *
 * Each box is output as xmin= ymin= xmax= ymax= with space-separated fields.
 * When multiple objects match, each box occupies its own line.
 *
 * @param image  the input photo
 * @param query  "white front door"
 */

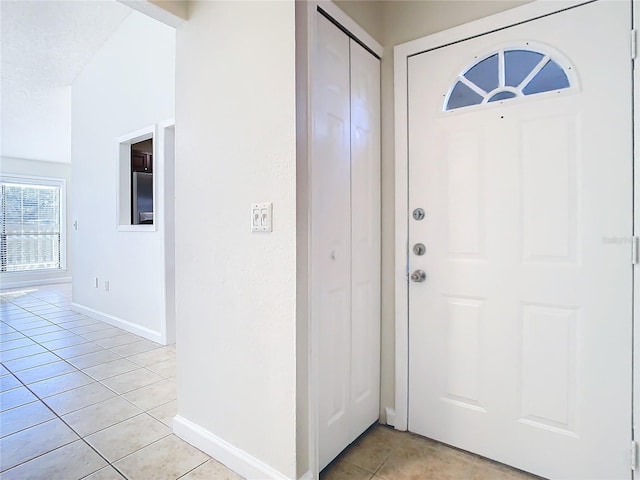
xmin=407 ymin=2 xmax=633 ymax=478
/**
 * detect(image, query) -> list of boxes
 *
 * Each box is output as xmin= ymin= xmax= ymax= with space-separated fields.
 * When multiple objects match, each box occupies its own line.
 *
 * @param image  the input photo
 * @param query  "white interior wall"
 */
xmin=70 ymin=10 xmax=175 ymax=342
xmin=331 ymin=0 xmax=384 ymax=43
xmin=173 ymin=1 xmax=298 ymax=478
xmin=0 ymin=87 xmax=72 ymax=164
xmin=0 ymin=156 xmax=73 ymax=288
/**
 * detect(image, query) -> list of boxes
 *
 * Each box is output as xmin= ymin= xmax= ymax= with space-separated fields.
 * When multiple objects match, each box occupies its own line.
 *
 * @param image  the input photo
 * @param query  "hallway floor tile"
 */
xmin=321 ymin=424 xmax=544 ymax=480
xmin=0 ymin=284 xmax=235 ymax=479
xmin=2 ymin=284 xmax=544 ymax=479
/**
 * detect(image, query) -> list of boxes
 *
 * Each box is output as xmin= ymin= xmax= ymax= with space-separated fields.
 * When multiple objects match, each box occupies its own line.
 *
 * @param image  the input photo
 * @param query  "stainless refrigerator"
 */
xmin=132 ymin=172 xmax=153 ymax=225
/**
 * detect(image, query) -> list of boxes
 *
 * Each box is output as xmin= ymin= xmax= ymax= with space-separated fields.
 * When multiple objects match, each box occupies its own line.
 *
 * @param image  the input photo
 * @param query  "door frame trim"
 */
xmin=633 ymin=2 xmax=639 ymax=479
xmin=393 ymin=0 xmax=616 ymax=433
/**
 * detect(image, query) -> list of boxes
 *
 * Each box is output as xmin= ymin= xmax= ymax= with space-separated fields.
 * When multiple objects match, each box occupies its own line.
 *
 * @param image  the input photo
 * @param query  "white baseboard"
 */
xmin=71 ymin=302 xmax=162 ymax=344
xmin=173 ymin=415 xmax=295 ymax=480
xmin=0 ymin=277 xmax=72 ymax=290
xmin=385 ymin=407 xmax=396 ymax=428
xmin=298 ymin=471 xmax=314 ymax=480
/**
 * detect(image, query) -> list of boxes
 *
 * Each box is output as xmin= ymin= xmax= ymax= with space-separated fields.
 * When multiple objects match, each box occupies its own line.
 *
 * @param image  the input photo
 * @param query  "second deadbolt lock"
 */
xmin=412 ymin=208 xmax=425 ymax=221
xmin=413 ymin=243 xmax=426 ymax=256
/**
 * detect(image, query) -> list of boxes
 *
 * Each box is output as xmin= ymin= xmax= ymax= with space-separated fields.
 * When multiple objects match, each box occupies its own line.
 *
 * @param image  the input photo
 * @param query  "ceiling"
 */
xmin=1 ymin=0 xmax=131 ymax=162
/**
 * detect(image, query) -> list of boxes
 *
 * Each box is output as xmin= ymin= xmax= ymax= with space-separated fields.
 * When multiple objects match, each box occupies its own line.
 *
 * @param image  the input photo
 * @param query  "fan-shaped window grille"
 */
xmin=445 ymin=49 xmax=572 ymax=111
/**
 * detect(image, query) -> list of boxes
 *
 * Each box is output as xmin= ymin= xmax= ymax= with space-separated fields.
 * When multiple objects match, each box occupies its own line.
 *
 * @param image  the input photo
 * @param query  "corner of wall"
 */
xmin=174 ymin=416 xmax=296 ymax=480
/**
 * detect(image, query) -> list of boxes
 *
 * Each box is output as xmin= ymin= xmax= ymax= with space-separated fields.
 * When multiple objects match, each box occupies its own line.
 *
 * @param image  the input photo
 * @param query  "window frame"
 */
xmin=442 ymin=41 xmax=579 ymax=113
xmin=0 ymin=173 xmax=68 ymax=274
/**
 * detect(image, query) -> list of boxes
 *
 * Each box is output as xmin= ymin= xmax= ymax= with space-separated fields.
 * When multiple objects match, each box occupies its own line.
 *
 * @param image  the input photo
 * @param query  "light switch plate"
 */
xmin=251 ymin=202 xmax=272 ymax=232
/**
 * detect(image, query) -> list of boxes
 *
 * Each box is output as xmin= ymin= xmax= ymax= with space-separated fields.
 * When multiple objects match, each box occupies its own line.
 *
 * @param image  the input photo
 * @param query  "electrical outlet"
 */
xmin=104 ymin=281 xmax=110 ymax=292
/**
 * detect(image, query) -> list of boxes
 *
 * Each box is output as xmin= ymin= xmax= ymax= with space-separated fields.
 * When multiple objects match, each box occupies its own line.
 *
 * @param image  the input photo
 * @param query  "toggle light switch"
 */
xmin=251 ymin=202 xmax=272 ymax=232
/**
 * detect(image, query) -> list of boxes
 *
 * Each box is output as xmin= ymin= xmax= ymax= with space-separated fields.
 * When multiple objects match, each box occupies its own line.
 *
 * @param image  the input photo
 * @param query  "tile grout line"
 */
xmin=174 ymin=458 xmax=211 ymax=480
xmin=2 ymin=336 xmax=173 ymax=418
xmin=370 ymin=431 xmax=411 ymax=479
xmin=3 ymin=323 xmax=170 ymax=382
xmin=333 ymin=426 xmax=411 ymax=479
xmin=1 ymin=288 xmax=199 ymax=479
xmin=0 ymin=368 xmax=114 ymax=478
xmin=1 ymin=312 xmax=134 ymax=478
xmin=0 ymin=290 xmax=177 ymax=480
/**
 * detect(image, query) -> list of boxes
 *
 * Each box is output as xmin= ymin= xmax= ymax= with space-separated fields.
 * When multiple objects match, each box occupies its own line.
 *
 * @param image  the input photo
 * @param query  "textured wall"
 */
xmin=174 ymin=1 xmax=298 ymax=478
xmin=71 ymin=11 xmax=175 ymax=339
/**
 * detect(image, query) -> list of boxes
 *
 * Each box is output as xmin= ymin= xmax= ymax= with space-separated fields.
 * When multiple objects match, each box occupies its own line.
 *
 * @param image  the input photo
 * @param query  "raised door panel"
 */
xmin=314 ymin=13 xmax=352 ymax=471
xmin=407 ymin=2 xmax=632 ymax=478
xmin=349 ymin=38 xmax=381 ymax=442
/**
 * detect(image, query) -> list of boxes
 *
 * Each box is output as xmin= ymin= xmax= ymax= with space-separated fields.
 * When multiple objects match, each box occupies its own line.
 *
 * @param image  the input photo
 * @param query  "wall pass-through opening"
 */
xmin=130 ymin=138 xmax=154 ymax=225
xmin=117 ymin=125 xmax=156 ymax=231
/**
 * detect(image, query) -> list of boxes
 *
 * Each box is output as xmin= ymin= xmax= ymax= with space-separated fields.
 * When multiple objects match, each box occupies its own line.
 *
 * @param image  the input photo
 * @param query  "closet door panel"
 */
xmin=349 ymin=38 xmax=381 ymax=441
xmin=314 ymin=13 xmax=352 ymax=470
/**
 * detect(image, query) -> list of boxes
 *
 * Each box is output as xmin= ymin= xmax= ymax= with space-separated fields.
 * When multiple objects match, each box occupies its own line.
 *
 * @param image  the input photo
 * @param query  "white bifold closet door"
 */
xmin=313 ymin=12 xmax=381 ymax=471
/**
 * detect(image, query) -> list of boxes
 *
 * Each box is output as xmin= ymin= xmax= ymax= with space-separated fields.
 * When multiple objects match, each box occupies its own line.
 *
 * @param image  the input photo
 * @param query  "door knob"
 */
xmin=410 ymin=270 xmax=427 ymax=283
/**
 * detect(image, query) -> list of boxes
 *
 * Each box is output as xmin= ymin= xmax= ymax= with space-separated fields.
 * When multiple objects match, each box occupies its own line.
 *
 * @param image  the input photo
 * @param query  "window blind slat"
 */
xmin=1 ymin=182 xmax=62 ymax=272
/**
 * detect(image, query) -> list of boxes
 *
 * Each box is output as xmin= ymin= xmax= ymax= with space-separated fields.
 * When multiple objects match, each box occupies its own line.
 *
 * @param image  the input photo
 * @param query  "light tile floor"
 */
xmin=1 ymin=284 xmax=544 ymax=480
xmin=321 ymin=425 xmax=544 ymax=480
xmin=0 ymin=283 xmax=241 ymax=480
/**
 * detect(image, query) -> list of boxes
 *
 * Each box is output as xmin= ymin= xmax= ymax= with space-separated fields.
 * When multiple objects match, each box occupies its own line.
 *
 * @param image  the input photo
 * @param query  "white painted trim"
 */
xmin=116 ymin=225 xmax=156 ymax=232
xmin=118 ymin=0 xmax=186 ymax=28
xmin=384 ymin=407 xmax=396 ymax=428
xmin=116 ymin=125 xmax=156 ymax=145
xmin=0 ymin=173 xmax=68 ymax=271
xmin=158 ymin=119 xmax=176 ymax=345
xmin=116 ymin=124 xmax=157 ymax=230
xmin=394 ymin=37 xmax=410 ymax=431
xmin=315 ymin=1 xmax=383 ymax=58
xmin=158 ymin=117 xmax=176 ymax=129
xmin=393 ymin=0 xmax=594 ymax=434
xmin=306 ymin=4 xmax=320 ymax=477
xmin=71 ymin=302 xmax=162 ymax=344
xmin=633 ymin=3 xmax=639 ymax=480
xmin=295 ymin=2 xmax=313 ymax=477
xmin=173 ymin=415 xmax=294 ymax=480
xmin=0 ymin=277 xmax=72 ymax=290
xmin=0 ymin=172 xmax=65 ymax=187
xmin=300 ymin=3 xmax=319 ymax=479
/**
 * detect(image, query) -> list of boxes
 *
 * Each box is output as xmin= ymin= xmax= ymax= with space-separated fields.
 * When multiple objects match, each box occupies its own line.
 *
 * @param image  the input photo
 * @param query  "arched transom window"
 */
xmin=444 ymin=48 xmax=573 ymax=111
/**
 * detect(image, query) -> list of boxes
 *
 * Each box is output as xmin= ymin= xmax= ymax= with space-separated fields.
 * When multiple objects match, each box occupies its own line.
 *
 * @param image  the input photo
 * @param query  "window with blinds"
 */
xmin=0 ymin=177 xmax=64 ymax=272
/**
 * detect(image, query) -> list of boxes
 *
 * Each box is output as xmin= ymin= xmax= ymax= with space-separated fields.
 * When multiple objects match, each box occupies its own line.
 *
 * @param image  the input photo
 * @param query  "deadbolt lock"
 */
xmin=412 ymin=208 xmax=425 ymax=221
xmin=413 ymin=243 xmax=426 ymax=256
